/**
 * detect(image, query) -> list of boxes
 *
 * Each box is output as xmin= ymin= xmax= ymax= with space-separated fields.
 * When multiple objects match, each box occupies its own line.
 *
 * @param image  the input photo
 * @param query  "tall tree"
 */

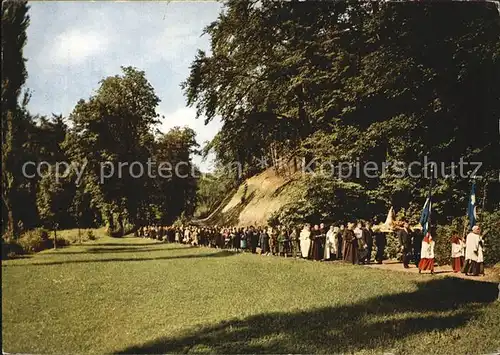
xmin=1 ymin=0 xmax=30 ymax=237
xmin=68 ymin=66 xmax=160 ymax=235
xmin=186 ymin=1 xmax=500 ymax=224
xmin=152 ymin=127 xmax=199 ymax=223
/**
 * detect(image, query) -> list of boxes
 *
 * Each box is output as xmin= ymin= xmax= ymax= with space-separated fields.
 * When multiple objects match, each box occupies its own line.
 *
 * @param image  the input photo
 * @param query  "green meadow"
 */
xmin=2 ymin=236 xmax=499 ymax=354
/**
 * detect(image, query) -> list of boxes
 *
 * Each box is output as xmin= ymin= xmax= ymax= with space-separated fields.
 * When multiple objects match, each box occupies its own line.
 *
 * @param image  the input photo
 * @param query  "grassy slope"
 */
xmin=2 ymin=236 xmax=500 ymax=354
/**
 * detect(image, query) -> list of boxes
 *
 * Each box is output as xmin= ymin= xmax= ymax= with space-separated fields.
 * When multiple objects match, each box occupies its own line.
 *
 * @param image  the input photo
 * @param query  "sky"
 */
xmin=24 ymin=1 xmax=224 ymax=172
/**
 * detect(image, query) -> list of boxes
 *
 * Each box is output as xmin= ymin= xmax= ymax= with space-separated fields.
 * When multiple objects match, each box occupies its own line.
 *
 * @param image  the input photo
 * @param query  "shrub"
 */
xmin=17 ymin=228 xmax=51 ymax=253
xmin=385 ymin=232 xmax=402 ymax=261
xmin=173 ymin=212 xmax=189 ymax=228
xmin=87 ymin=230 xmax=96 ymax=240
xmin=53 ymin=237 xmax=70 ymax=248
xmin=482 ymin=211 xmax=500 ymax=266
xmin=434 ymin=225 xmax=454 ymax=266
xmin=1 ymin=237 xmax=24 ymax=259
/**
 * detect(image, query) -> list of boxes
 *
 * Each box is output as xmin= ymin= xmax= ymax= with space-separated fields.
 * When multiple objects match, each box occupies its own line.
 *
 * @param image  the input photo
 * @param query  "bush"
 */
xmin=385 ymin=232 xmax=402 ymax=260
xmin=434 ymin=225 xmax=454 ymax=266
xmin=87 ymin=230 xmax=96 ymax=240
xmin=482 ymin=211 xmax=500 ymax=266
xmin=1 ymin=237 xmax=24 ymax=259
xmin=53 ymin=236 xmax=70 ymax=248
xmin=173 ymin=212 xmax=189 ymax=228
xmin=17 ymin=228 xmax=51 ymax=253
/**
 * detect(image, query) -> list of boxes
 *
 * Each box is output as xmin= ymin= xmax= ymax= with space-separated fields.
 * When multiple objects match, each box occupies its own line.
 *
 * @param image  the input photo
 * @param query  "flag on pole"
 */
xmin=467 ymin=181 xmax=477 ymax=231
xmin=420 ymin=194 xmax=432 ymax=237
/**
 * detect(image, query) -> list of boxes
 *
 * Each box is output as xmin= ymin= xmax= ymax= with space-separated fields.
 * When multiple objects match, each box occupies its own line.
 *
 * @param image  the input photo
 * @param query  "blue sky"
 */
xmin=24 ymin=1 xmax=224 ymax=172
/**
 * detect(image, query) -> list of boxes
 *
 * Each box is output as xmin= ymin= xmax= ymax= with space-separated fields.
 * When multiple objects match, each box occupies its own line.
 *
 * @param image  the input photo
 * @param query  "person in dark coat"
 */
xmin=336 ymin=225 xmax=344 ymax=260
xmin=374 ymin=229 xmax=387 ymax=264
xmin=397 ymin=221 xmax=413 ymax=268
xmin=310 ymin=224 xmax=324 ymax=261
xmin=259 ymin=228 xmax=270 ymax=255
xmin=290 ymin=227 xmax=300 ymax=258
xmin=249 ymin=226 xmax=259 ymax=253
xmin=412 ymin=228 xmax=423 ymax=267
xmin=362 ymin=221 xmax=374 ymax=264
xmin=342 ymin=222 xmax=358 ymax=264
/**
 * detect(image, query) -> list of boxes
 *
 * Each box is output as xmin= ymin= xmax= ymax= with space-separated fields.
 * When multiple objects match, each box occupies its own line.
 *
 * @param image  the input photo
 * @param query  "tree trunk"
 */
xmin=117 ymin=213 xmax=124 ymax=237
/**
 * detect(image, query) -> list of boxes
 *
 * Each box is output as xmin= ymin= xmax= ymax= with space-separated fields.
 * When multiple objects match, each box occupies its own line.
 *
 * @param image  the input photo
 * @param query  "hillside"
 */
xmin=194 ymin=168 xmax=298 ymax=227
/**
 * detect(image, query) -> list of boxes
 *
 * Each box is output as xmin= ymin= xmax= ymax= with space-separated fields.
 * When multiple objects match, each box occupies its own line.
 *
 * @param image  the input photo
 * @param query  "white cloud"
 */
xmin=52 ymin=29 xmax=110 ymax=65
xmin=158 ymin=107 xmax=221 ymax=146
xmin=158 ymin=107 xmax=222 ymax=172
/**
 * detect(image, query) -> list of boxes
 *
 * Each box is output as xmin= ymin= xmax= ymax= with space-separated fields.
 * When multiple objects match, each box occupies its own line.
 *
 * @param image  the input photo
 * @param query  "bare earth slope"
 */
xmin=195 ymin=168 xmax=297 ymax=227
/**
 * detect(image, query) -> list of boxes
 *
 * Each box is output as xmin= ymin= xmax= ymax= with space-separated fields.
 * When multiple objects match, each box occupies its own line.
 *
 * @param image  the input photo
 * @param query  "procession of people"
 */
xmin=137 ymin=221 xmax=486 ymax=276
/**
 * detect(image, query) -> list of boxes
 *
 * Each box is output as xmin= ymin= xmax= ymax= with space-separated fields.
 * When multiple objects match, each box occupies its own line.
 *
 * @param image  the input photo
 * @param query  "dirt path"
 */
xmin=366 ymin=260 xmax=500 ymax=283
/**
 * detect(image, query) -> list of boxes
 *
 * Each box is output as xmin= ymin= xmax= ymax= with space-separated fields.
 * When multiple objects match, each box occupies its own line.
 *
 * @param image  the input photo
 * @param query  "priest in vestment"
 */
xmin=463 ymin=226 xmax=484 ymax=276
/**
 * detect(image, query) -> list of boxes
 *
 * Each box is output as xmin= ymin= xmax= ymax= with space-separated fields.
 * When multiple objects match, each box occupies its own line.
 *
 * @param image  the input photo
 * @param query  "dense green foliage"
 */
xmin=2 ymin=1 xmax=499 ymax=244
xmin=184 ymin=1 xmax=500 ymax=226
xmin=482 ymin=211 xmax=500 ymax=266
xmin=1 ymin=0 xmax=30 ymax=237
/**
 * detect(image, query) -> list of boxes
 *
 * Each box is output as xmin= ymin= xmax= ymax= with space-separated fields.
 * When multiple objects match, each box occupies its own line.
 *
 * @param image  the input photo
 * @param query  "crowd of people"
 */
xmin=137 ymin=221 xmax=485 ymax=276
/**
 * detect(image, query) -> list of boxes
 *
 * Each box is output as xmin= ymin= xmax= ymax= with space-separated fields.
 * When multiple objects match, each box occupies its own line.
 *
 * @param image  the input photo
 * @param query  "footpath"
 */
xmin=367 ymin=260 xmax=500 ymax=283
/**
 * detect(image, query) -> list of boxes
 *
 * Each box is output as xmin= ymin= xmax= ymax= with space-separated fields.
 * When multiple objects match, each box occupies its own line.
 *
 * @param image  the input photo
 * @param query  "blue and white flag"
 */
xmin=467 ymin=181 xmax=477 ymax=231
xmin=420 ymin=194 xmax=432 ymax=237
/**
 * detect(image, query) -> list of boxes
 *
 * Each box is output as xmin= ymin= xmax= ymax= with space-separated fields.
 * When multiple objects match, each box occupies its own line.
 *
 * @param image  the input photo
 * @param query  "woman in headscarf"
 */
xmin=299 ymin=224 xmax=312 ymax=259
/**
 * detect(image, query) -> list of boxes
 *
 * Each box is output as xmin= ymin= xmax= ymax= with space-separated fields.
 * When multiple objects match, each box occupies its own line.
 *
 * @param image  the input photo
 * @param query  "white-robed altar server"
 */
xmin=324 ymin=226 xmax=338 ymax=260
xmin=418 ymin=235 xmax=435 ymax=274
xmin=299 ymin=224 xmax=312 ymax=258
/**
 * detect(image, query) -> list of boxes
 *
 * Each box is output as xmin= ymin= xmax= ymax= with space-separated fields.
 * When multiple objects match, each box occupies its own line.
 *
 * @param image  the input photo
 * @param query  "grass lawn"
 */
xmin=2 ymin=235 xmax=500 ymax=354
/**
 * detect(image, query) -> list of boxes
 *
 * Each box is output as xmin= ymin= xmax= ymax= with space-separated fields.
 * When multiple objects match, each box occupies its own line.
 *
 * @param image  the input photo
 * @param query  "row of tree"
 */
xmin=184 ymin=0 xmax=500 ymax=226
xmin=2 ymin=1 xmax=199 ymax=238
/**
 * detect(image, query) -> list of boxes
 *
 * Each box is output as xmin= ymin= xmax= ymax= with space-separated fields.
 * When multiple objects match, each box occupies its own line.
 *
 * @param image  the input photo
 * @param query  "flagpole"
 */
xmin=428 ymin=165 xmax=434 ymax=235
xmin=463 ymin=176 xmax=476 ymax=239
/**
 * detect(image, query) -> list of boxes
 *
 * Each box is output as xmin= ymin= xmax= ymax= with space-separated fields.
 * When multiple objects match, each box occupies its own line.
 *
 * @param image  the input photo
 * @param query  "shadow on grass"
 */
xmin=45 ymin=245 xmax=193 ymax=255
xmin=86 ymin=242 xmax=159 ymax=247
xmin=2 ymin=250 xmax=236 ymax=267
xmin=115 ymin=277 xmax=498 ymax=354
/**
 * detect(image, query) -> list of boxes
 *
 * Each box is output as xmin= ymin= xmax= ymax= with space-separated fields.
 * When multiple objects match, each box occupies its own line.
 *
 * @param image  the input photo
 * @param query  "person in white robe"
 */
xmin=324 ymin=226 xmax=338 ymax=260
xmin=463 ymin=225 xmax=482 ymax=276
xmin=418 ymin=235 xmax=435 ymax=274
xmin=477 ymin=234 xmax=485 ymax=275
xmin=299 ymin=224 xmax=311 ymax=258
xmin=450 ymin=235 xmax=465 ymax=272
xmin=183 ymin=227 xmax=191 ymax=244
